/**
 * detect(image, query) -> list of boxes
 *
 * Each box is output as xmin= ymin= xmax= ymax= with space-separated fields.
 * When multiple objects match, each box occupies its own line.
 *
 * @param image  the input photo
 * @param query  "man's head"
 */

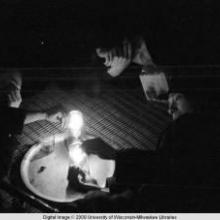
xmin=168 ymin=93 xmax=194 ymax=120
xmin=0 ymin=70 xmax=22 ymax=108
xmin=0 ymin=70 xmax=22 ymax=90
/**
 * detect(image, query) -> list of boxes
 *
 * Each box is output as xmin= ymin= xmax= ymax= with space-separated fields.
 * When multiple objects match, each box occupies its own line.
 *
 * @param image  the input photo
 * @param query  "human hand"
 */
xmin=168 ymin=93 xmax=194 ymax=120
xmin=7 ymin=86 xmax=22 ymax=108
xmin=46 ymin=108 xmax=67 ymax=127
xmin=96 ymin=40 xmax=132 ymax=77
xmin=67 ymin=166 xmax=100 ymax=192
xmin=78 ymin=170 xmax=99 ymax=188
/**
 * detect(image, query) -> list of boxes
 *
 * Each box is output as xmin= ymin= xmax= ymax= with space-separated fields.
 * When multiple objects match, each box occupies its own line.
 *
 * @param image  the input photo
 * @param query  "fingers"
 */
xmin=16 ymin=89 xmax=22 ymax=102
xmin=96 ymin=48 xmax=112 ymax=67
xmin=110 ymin=43 xmax=132 ymax=65
xmin=123 ymin=41 xmax=128 ymax=58
xmin=122 ymin=40 xmax=132 ymax=59
xmin=61 ymin=113 xmax=69 ymax=128
xmin=106 ymin=51 xmax=112 ymax=67
xmin=8 ymin=89 xmax=22 ymax=108
xmin=56 ymin=112 xmax=70 ymax=129
xmin=97 ymin=45 xmax=131 ymax=67
xmin=111 ymin=48 xmax=117 ymax=59
xmin=105 ymin=48 xmax=117 ymax=67
xmin=12 ymin=90 xmax=19 ymax=101
xmin=54 ymin=112 xmax=63 ymax=123
xmin=107 ymin=51 xmax=131 ymax=77
xmin=47 ymin=111 xmax=64 ymax=125
xmin=127 ymin=42 xmax=132 ymax=59
xmin=61 ymin=116 xmax=66 ymax=128
xmin=45 ymin=106 xmax=71 ymax=129
xmin=8 ymin=93 xmax=15 ymax=103
xmin=10 ymin=79 xmax=22 ymax=90
xmin=56 ymin=112 xmax=67 ymax=126
xmin=8 ymin=94 xmax=14 ymax=104
xmin=96 ymin=48 xmax=107 ymax=58
xmin=97 ymin=40 xmax=133 ymax=77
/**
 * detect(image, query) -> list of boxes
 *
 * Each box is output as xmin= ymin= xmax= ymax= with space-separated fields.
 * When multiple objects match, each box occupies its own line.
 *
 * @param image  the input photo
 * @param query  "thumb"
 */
xmin=96 ymin=48 xmax=108 ymax=58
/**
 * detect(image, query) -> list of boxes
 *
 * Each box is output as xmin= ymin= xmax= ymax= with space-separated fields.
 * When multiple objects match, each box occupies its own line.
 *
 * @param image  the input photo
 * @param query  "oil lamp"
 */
xmin=68 ymin=110 xmax=84 ymax=140
xmin=67 ymin=110 xmax=86 ymax=167
xmin=67 ymin=111 xmax=115 ymax=189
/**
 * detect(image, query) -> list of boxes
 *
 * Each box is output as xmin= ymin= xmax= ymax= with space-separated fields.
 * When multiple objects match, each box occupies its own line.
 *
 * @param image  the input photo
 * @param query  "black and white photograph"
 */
xmin=0 ymin=0 xmax=220 ymax=215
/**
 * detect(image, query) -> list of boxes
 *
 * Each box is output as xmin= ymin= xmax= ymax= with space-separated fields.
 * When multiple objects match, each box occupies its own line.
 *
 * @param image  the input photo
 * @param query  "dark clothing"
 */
xmin=159 ymin=113 xmax=220 ymax=186
xmin=76 ymin=113 xmax=220 ymax=212
xmin=114 ymin=113 xmax=220 ymax=187
xmin=0 ymin=107 xmax=26 ymax=179
xmin=81 ymin=113 xmax=220 ymax=187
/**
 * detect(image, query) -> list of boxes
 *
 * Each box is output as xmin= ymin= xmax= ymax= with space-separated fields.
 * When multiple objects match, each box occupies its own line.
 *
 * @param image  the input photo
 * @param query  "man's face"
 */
xmin=0 ymin=71 xmax=22 ymax=108
xmin=168 ymin=93 xmax=193 ymax=120
xmin=0 ymin=71 xmax=22 ymax=90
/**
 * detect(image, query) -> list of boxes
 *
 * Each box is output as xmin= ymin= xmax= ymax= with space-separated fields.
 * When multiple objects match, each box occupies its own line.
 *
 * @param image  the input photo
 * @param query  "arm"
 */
xmin=96 ymin=37 xmax=169 ymax=101
xmin=24 ymin=110 xmax=64 ymax=125
xmin=0 ymin=107 xmax=26 ymax=135
xmin=96 ymin=37 xmax=154 ymax=77
xmin=0 ymin=107 xmax=65 ymax=135
xmin=24 ymin=112 xmax=47 ymax=124
xmin=5 ymin=84 xmax=64 ymax=125
xmin=96 ymin=41 xmax=132 ymax=77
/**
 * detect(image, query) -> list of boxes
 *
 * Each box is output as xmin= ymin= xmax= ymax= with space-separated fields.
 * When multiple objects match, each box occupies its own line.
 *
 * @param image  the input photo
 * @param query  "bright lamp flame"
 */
xmin=69 ymin=142 xmax=86 ymax=167
xmin=68 ymin=110 xmax=84 ymax=139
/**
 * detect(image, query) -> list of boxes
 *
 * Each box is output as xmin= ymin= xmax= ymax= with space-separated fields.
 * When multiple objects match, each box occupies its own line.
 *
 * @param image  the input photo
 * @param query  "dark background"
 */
xmin=0 ymin=0 xmax=219 ymax=67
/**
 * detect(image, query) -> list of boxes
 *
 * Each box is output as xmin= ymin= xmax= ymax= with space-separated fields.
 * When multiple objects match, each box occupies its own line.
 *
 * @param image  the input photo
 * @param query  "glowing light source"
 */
xmin=67 ymin=110 xmax=86 ymax=167
xmin=68 ymin=110 xmax=84 ymax=139
xmin=69 ymin=141 xmax=87 ymax=167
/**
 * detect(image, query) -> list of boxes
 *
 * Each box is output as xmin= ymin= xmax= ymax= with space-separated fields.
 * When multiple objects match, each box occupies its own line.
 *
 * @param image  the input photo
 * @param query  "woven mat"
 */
xmin=16 ymin=84 xmax=170 ymax=152
xmin=4 ymin=82 xmax=170 ymax=212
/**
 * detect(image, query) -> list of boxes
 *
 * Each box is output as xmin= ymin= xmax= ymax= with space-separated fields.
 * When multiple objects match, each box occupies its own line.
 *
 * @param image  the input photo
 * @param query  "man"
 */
xmin=69 ymin=88 xmax=220 ymax=212
xmin=0 ymin=71 xmax=65 ymax=179
xmin=67 ymin=38 xmax=220 ymax=211
xmin=96 ymin=36 xmax=169 ymax=101
xmin=96 ymin=37 xmax=154 ymax=77
xmin=95 ymin=38 xmax=220 ymax=185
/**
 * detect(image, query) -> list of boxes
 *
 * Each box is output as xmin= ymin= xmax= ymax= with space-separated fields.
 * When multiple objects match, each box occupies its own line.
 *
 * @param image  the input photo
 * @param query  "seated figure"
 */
xmin=96 ymin=36 xmax=169 ymax=101
xmin=68 ymin=91 xmax=220 ymax=212
xmin=0 ymin=71 xmax=66 ymax=179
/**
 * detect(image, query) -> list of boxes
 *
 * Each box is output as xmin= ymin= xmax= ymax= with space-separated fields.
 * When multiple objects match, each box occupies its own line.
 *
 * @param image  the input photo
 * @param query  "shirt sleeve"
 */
xmin=0 ymin=107 xmax=26 ymax=135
